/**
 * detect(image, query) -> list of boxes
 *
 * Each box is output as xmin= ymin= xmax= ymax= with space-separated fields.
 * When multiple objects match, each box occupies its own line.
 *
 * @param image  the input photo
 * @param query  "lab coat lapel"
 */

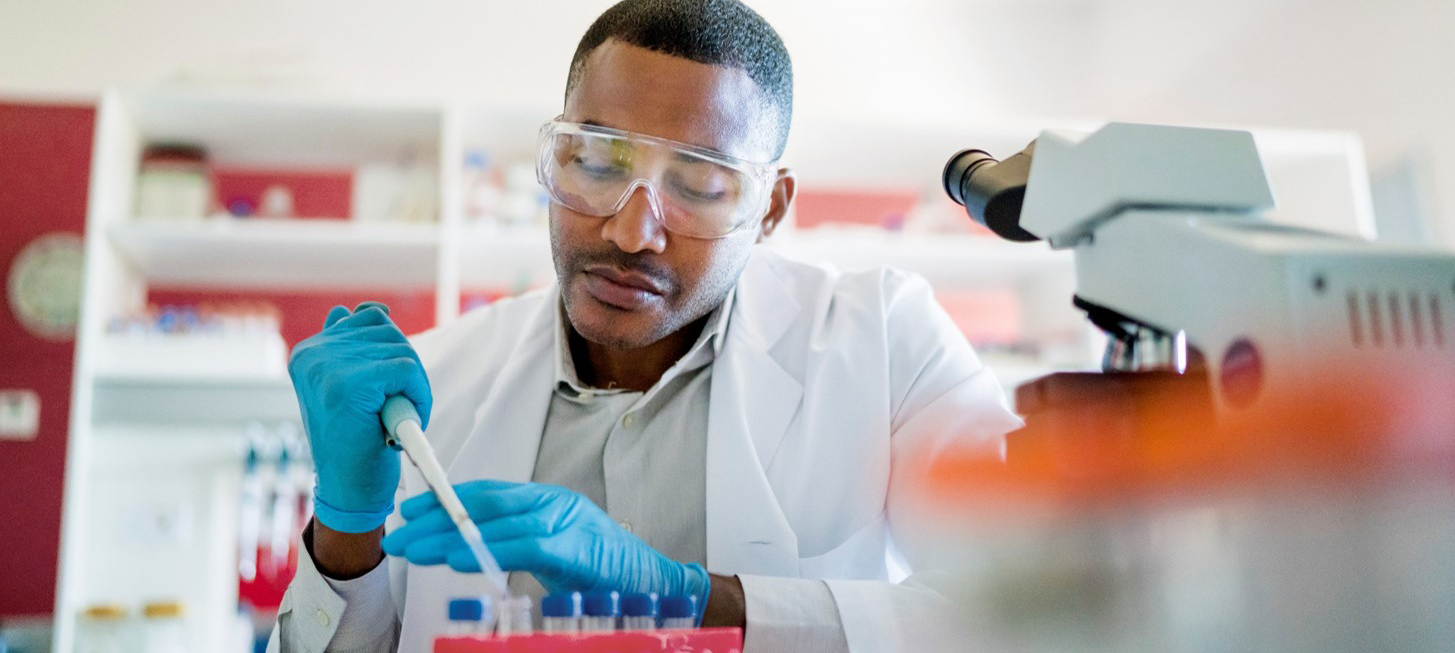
xmin=705 ymin=250 xmax=804 ymax=576
xmin=445 ymin=291 xmax=558 ymax=484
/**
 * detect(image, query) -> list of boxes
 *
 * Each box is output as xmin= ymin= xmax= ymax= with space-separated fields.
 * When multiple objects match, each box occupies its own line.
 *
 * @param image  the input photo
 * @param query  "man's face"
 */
xmin=550 ymin=39 xmax=791 ymax=350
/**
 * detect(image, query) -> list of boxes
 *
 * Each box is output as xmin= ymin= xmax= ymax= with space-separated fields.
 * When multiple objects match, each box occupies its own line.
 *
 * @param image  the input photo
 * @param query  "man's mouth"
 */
xmin=580 ymin=265 xmax=667 ymax=310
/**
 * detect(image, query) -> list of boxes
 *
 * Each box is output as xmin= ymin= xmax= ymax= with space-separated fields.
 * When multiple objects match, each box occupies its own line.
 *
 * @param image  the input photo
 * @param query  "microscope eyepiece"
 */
xmin=942 ymin=143 xmax=1040 ymax=242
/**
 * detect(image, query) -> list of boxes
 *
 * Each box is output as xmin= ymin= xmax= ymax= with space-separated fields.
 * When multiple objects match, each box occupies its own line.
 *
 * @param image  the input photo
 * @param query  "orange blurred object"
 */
xmin=922 ymin=364 xmax=1455 ymax=512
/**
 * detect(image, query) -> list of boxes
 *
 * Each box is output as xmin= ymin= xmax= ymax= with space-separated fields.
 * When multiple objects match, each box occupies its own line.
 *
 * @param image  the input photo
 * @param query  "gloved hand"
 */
xmin=289 ymin=302 xmax=431 ymax=533
xmin=381 ymin=480 xmax=711 ymax=603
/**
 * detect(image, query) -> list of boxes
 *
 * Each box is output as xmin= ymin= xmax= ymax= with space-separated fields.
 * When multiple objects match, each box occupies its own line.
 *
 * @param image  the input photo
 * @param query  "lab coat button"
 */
xmin=315 ymin=609 xmax=330 ymax=627
xmin=622 ymin=414 xmax=635 ymax=427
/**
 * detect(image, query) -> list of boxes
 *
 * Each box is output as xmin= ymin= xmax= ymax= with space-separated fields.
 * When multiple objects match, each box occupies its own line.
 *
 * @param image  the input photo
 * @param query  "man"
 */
xmin=271 ymin=0 xmax=1021 ymax=651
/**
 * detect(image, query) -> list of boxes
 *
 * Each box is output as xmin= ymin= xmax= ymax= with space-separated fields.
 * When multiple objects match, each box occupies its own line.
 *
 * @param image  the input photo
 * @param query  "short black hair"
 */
xmin=566 ymin=0 xmax=793 ymax=160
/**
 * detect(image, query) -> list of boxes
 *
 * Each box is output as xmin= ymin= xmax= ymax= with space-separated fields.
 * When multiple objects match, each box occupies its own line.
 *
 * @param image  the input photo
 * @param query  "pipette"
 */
xmin=381 ymin=395 xmax=510 ymax=597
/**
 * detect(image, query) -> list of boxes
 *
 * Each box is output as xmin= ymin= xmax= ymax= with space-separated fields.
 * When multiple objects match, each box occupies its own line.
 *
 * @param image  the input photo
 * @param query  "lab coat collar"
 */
xmin=704 ymin=247 xmax=805 ymax=576
xmin=447 ymin=294 xmax=558 ymax=483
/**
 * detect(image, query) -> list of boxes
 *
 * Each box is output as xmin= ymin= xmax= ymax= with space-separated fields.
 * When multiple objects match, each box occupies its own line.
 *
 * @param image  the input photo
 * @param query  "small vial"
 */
xmin=495 ymin=595 xmax=533 ymax=636
xmin=659 ymin=595 xmax=699 ymax=630
xmin=541 ymin=592 xmax=582 ymax=634
xmin=621 ymin=593 xmax=658 ymax=631
xmin=581 ymin=590 xmax=620 ymax=632
xmin=446 ymin=597 xmax=492 ymax=636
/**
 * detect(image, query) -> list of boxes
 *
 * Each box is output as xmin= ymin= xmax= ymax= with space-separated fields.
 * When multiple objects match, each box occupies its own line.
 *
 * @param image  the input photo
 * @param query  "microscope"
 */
xmin=943 ymin=123 xmax=1455 ymax=436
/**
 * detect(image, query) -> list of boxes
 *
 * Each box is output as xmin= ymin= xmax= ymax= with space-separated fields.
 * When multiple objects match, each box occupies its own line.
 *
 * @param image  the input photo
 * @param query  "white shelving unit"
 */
xmin=54 ymin=87 xmax=1376 ymax=653
xmin=108 ymin=219 xmax=442 ymax=291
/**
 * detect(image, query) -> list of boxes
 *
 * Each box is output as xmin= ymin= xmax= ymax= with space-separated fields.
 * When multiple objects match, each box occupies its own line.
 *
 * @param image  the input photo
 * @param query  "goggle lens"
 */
xmin=538 ymin=122 xmax=772 ymax=239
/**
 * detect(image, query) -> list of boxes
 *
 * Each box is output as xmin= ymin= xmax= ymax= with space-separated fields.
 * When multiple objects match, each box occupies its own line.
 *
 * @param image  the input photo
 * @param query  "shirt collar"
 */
xmin=553 ymin=286 xmax=736 ymax=397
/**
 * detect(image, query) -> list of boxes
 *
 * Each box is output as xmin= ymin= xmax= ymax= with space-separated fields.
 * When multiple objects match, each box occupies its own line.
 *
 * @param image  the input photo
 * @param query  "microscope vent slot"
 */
xmin=1388 ymin=292 xmax=1405 ymax=348
xmin=1346 ymin=291 xmax=1363 ymax=347
xmin=1409 ymin=293 xmax=1426 ymax=348
xmin=1432 ymin=294 xmax=1446 ymax=348
xmin=1366 ymin=291 xmax=1385 ymax=347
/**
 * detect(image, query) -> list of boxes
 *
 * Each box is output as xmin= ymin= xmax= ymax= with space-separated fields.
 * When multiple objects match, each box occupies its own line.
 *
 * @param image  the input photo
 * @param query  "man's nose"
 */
xmin=600 ymin=184 xmax=668 ymax=254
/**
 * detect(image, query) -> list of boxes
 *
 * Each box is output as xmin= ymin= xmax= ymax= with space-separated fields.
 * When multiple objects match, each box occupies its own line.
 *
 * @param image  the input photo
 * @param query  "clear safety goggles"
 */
xmin=536 ymin=118 xmax=778 ymax=239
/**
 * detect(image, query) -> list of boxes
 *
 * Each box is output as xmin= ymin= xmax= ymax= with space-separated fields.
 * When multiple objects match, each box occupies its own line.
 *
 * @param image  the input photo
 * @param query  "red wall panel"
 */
xmin=0 ymin=102 xmax=95 ymax=617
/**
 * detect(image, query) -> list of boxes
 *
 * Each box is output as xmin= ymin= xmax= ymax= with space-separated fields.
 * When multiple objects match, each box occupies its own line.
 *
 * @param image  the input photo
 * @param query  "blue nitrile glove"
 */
xmin=288 ymin=302 xmax=431 ymax=533
xmin=381 ymin=480 xmax=711 ymax=606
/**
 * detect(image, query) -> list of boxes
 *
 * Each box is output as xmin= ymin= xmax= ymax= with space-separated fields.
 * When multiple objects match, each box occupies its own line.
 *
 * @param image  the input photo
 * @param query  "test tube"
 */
xmin=495 ymin=595 xmax=533 ymax=636
xmin=621 ymin=593 xmax=659 ymax=631
xmin=581 ymin=591 xmax=620 ymax=632
xmin=541 ymin=592 xmax=582 ymax=634
xmin=446 ymin=597 xmax=493 ymax=636
xmin=659 ymin=595 xmax=699 ymax=630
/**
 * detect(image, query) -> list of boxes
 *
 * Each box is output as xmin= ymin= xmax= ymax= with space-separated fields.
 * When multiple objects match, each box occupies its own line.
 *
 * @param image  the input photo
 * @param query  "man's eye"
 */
xmin=572 ymin=153 xmax=625 ymax=178
xmin=674 ymin=182 xmax=727 ymax=202
xmin=668 ymin=169 xmax=733 ymax=202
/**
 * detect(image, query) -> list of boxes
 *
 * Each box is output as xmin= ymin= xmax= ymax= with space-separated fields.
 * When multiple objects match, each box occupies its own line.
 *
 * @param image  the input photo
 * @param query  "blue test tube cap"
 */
xmin=621 ymin=592 xmax=658 ymax=618
xmin=582 ymin=590 xmax=620 ymax=617
xmin=659 ymin=595 xmax=699 ymax=620
xmin=448 ymin=597 xmax=487 ymax=622
xmin=542 ymin=592 xmax=583 ymax=618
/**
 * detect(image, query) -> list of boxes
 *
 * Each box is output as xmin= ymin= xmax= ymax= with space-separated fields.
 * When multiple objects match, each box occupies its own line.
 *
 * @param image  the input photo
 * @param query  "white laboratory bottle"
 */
xmin=620 ymin=593 xmax=658 ymax=631
xmin=540 ymin=592 xmax=581 ymax=634
xmin=141 ymin=601 xmax=187 ymax=653
xmin=461 ymin=150 xmax=502 ymax=223
xmin=74 ymin=604 xmax=132 ymax=653
xmin=659 ymin=595 xmax=699 ymax=630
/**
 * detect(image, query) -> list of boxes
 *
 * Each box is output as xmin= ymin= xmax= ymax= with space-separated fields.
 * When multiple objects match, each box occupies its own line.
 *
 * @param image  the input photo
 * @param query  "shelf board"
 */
xmin=92 ymin=374 xmax=299 ymax=426
xmin=108 ymin=219 xmax=440 ymax=291
xmin=125 ymin=88 xmax=442 ymax=168
xmin=770 ymin=228 xmax=1074 ymax=290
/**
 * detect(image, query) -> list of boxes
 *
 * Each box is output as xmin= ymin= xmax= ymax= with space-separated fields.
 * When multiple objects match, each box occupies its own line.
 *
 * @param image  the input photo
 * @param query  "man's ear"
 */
xmin=756 ymin=168 xmax=797 ymax=243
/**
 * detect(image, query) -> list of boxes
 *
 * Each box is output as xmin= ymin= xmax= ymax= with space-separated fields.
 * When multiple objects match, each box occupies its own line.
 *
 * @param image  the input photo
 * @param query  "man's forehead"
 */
xmin=564 ymin=40 xmax=777 ymax=163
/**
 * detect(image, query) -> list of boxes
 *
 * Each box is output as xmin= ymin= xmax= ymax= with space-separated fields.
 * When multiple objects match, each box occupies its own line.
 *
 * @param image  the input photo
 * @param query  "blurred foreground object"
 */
xmin=908 ymin=366 xmax=1455 ymax=652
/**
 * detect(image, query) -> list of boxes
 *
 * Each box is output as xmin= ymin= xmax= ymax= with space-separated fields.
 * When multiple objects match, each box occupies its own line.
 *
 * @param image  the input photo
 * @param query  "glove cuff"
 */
xmin=314 ymin=495 xmax=393 ymax=533
xmin=680 ymin=562 xmax=712 ymax=627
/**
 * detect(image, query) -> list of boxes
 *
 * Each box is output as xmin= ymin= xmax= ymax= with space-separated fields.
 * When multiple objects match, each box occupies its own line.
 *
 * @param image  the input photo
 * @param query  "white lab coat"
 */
xmin=354 ymin=247 xmax=1019 ymax=651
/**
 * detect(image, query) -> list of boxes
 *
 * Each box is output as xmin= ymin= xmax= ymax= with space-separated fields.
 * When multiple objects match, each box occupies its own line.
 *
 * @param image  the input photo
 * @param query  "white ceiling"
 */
xmin=1 ymin=0 xmax=1450 ymax=171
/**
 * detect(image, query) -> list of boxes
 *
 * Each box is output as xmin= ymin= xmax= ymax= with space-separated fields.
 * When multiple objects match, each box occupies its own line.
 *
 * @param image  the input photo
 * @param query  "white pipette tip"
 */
xmin=381 ymin=395 xmax=511 ymax=596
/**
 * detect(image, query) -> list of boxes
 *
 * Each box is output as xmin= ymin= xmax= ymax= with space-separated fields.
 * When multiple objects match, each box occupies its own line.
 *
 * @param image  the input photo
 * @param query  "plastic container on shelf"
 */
xmin=74 ymin=604 xmax=133 ymax=653
xmin=140 ymin=601 xmax=187 ymax=653
xmin=461 ymin=150 xmax=504 ymax=222
xmin=134 ymin=144 xmax=211 ymax=220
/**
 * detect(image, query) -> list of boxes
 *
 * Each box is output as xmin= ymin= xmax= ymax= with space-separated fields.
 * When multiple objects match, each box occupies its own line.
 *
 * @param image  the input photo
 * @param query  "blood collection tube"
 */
xmin=621 ymin=593 xmax=659 ymax=631
xmin=659 ymin=595 xmax=698 ymax=630
xmin=446 ymin=597 xmax=492 ymax=636
xmin=541 ymin=592 xmax=582 ymax=633
xmin=581 ymin=591 xmax=620 ymax=632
